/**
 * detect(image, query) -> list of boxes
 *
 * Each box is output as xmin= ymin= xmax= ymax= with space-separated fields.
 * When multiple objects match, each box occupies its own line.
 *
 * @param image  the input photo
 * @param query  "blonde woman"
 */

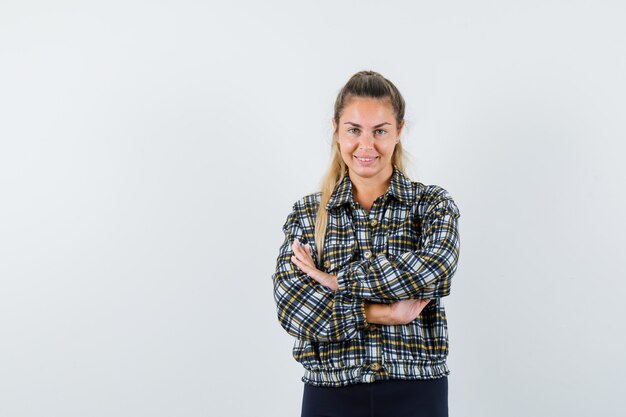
xmin=272 ymin=70 xmax=461 ymax=417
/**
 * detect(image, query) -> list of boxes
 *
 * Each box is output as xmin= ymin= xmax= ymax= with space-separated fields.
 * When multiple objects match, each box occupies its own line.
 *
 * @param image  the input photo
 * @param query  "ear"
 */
xmin=331 ymin=117 xmax=337 ymax=133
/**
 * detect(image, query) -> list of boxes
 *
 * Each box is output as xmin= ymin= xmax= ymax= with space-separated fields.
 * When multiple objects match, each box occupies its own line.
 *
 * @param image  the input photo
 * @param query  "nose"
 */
xmin=358 ymin=134 xmax=375 ymax=149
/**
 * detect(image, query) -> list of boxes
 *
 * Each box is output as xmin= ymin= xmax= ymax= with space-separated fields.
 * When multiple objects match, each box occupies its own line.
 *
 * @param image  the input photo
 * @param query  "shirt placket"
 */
xmin=351 ymin=196 xmax=388 ymax=383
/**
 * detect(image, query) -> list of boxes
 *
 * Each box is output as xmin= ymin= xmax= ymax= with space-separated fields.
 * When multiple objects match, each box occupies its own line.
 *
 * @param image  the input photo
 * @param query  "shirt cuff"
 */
xmin=354 ymin=297 xmax=369 ymax=330
xmin=336 ymin=261 xmax=370 ymax=295
xmin=336 ymin=264 xmax=353 ymax=294
xmin=336 ymin=266 xmax=369 ymax=330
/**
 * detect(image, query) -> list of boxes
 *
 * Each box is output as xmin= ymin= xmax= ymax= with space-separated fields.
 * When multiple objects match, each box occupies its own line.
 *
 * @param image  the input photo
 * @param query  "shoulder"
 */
xmin=284 ymin=192 xmax=322 ymax=233
xmin=415 ymin=182 xmax=455 ymax=202
xmin=413 ymin=182 xmax=461 ymax=218
xmin=291 ymin=191 xmax=322 ymax=213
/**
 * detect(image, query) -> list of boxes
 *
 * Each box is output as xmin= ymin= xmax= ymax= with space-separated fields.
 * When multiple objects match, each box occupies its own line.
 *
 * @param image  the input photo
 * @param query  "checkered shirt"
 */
xmin=272 ymin=166 xmax=461 ymax=387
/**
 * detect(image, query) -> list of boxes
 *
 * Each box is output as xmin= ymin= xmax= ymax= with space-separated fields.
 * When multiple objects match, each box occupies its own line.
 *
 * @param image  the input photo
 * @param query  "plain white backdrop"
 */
xmin=1 ymin=1 xmax=625 ymax=416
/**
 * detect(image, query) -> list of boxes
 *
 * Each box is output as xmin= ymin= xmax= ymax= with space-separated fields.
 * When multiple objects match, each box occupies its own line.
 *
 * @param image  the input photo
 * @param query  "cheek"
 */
xmin=377 ymin=142 xmax=396 ymax=155
xmin=339 ymin=142 xmax=358 ymax=156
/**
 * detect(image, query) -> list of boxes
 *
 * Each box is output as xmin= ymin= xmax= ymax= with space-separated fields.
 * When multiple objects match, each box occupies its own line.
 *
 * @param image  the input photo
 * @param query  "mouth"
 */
xmin=354 ymin=155 xmax=379 ymax=165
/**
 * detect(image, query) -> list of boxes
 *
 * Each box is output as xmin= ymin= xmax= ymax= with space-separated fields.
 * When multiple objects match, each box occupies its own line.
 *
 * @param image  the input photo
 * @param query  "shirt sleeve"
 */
xmin=335 ymin=190 xmax=461 ymax=301
xmin=272 ymin=203 xmax=369 ymax=342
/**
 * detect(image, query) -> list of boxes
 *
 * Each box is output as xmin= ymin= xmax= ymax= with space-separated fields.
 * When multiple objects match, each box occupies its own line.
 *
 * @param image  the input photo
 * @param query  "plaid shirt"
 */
xmin=272 ymin=166 xmax=461 ymax=387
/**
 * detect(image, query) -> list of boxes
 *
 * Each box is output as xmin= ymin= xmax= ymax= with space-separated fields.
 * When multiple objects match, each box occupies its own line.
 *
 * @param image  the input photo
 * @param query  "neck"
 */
xmin=349 ymin=165 xmax=394 ymax=200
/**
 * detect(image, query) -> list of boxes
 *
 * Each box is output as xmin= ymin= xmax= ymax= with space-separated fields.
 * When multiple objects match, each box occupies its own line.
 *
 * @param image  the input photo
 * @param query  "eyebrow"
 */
xmin=343 ymin=122 xmax=392 ymax=128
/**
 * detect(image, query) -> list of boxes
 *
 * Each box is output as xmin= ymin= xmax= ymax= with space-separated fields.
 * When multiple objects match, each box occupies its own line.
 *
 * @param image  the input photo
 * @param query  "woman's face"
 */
xmin=333 ymin=96 xmax=403 ymax=184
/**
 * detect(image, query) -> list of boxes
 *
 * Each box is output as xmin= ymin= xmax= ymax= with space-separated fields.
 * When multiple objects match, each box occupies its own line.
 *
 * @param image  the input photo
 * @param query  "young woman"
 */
xmin=272 ymin=70 xmax=461 ymax=417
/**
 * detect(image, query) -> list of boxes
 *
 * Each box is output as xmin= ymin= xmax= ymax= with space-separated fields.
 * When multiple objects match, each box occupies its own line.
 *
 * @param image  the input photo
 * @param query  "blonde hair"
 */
xmin=315 ymin=70 xmax=410 ymax=264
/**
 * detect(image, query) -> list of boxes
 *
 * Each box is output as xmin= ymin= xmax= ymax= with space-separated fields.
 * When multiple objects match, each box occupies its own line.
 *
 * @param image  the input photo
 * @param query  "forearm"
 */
xmin=364 ymin=302 xmax=392 ymax=325
xmin=364 ymin=298 xmax=431 ymax=326
xmin=338 ymin=237 xmax=458 ymax=300
xmin=273 ymin=279 xmax=367 ymax=341
xmin=273 ymin=207 xmax=368 ymax=342
xmin=337 ymin=197 xmax=460 ymax=301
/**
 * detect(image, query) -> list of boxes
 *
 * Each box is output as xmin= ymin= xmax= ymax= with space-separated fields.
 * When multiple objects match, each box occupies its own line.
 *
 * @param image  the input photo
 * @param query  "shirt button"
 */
xmin=370 ymin=219 xmax=378 ymax=227
xmin=364 ymin=250 xmax=372 ymax=259
xmin=323 ymin=260 xmax=331 ymax=269
xmin=370 ymin=363 xmax=381 ymax=372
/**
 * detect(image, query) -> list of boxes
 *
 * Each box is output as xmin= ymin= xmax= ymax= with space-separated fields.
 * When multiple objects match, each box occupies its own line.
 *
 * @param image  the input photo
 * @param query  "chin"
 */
xmin=347 ymin=161 xmax=393 ymax=177
xmin=349 ymin=166 xmax=381 ymax=177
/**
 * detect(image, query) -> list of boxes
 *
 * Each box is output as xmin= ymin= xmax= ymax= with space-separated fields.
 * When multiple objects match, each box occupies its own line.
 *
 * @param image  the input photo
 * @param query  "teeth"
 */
xmin=356 ymin=157 xmax=375 ymax=161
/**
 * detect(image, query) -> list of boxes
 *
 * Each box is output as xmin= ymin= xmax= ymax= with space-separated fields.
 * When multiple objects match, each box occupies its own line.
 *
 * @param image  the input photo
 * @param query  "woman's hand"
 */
xmin=291 ymin=238 xmax=429 ymax=324
xmin=365 ymin=299 xmax=431 ymax=325
xmin=291 ymin=238 xmax=338 ymax=291
xmin=388 ymin=298 xmax=431 ymax=324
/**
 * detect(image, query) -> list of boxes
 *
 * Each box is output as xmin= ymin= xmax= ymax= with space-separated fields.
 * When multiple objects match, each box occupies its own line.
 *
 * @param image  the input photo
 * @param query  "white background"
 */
xmin=1 ymin=1 xmax=625 ymax=416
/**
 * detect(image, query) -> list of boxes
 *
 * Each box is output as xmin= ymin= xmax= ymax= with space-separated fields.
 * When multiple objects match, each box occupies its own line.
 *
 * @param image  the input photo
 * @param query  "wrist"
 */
xmin=364 ymin=302 xmax=392 ymax=325
xmin=323 ymin=272 xmax=338 ymax=291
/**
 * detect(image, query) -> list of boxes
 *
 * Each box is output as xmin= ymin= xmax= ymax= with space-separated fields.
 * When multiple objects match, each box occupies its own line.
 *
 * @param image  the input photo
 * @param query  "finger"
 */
xmin=296 ymin=245 xmax=311 ymax=261
xmin=300 ymin=254 xmax=315 ymax=268
xmin=292 ymin=243 xmax=308 ymax=263
xmin=291 ymin=256 xmax=325 ymax=284
xmin=293 ymin=243 xmax=314 ymax=266
xmin=291 ymin=255 xmax=311 ymax=274
xmin=293 ymin=256 xmax=315 ymax=276
xmin=292 ymin=240 xmax=302 ymax=255
xmin=291 ymin=242 xmax=321 ymax=279
xmin=291 ymin=245 xmax=302 ymax=262
xmin=292 ymin=240 xmax=309 ymax=259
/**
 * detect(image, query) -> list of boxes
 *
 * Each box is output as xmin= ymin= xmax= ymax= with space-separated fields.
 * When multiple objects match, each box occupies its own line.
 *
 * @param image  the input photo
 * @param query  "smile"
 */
xmin=354 ymin=156 xmax=378 ymax=162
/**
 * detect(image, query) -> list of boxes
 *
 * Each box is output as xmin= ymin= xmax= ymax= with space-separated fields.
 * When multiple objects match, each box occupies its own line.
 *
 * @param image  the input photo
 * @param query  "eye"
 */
xmin=347 ymin=128 xmax=359 ymax=134
xmin=375 ymin=129 xmax=387 ymax=135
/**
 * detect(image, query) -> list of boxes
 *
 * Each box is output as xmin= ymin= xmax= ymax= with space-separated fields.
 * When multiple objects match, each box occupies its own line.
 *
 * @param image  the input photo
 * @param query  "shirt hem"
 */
xmin=301 ymin=360 xmax=450 ymax=387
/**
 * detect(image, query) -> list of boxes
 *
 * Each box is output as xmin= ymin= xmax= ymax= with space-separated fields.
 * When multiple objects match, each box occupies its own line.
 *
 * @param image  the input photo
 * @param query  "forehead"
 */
xmin=340 ymin=97 xmax=395 ymax=124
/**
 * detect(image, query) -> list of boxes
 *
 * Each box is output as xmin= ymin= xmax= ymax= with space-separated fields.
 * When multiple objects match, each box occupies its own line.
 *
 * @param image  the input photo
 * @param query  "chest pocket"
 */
xmin=386 ymin=219 xmax=421 ymax=256
xmin=322 ymin=236 xmax=356 ymax=273
xmin=322 ymin=208 xmax=357 ymax=273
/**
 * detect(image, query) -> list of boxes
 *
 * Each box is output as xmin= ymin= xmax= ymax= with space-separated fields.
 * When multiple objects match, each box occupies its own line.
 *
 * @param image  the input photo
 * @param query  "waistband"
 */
xmin=301 ymin=359 xmax=450 ymax=387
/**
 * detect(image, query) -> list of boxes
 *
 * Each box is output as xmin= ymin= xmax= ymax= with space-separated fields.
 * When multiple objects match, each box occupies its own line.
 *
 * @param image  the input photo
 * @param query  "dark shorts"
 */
xmin=300 ymin=377 xmax=448 ymax=417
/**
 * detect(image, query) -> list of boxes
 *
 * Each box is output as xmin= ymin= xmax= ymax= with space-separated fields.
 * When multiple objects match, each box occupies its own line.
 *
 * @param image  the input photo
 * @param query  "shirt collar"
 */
xmin=325 ymin=165 xmax=415 ymax=210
